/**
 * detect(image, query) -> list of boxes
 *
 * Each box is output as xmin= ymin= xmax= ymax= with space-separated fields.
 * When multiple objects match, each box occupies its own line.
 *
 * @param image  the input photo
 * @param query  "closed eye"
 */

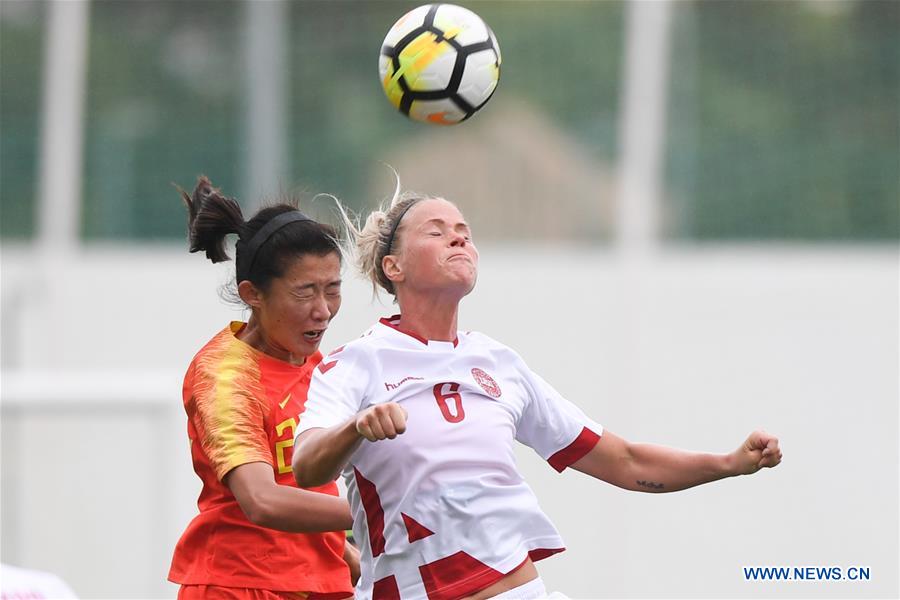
xmin=292 ymin=288 xmax=316 ymax=300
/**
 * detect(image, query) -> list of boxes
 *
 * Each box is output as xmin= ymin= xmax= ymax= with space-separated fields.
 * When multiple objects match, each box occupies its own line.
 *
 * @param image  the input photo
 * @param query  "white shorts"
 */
xmin=490 ymin=576 xmax=568 ymax=599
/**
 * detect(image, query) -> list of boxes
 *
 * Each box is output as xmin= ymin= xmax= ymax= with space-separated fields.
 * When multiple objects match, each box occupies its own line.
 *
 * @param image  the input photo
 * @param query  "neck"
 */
xmin=237 ymin=316 xmax=307 ymax=366
xmin=395 ymin=293 xmax=461 ymax=342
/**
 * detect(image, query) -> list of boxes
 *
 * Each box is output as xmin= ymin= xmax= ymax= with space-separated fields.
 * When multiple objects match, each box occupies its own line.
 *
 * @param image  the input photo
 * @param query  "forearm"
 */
xmin=292 ymin=419 xmax=363 ymax=488
xmin=572 ymin=431 xmax=739 ymax=493
xmin=226 ymin=461 xmax=353 ymax=532
xmin=623 ymin=443 xmax=735 ymax=493
xmin=250 ymin=484 xmax=353 ymax=532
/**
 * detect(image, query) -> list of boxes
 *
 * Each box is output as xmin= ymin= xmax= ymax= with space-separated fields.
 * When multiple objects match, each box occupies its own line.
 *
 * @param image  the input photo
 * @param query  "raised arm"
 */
xmin=571 ymin=430 xmax=782 ymax=492
xmin=293 ymin=402 xmax=408 ymax=488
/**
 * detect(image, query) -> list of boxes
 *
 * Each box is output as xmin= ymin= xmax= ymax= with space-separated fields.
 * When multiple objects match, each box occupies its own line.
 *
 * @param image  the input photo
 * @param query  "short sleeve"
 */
xmin=296 ymin=344 xmax=371 ymax=438
xmin=514 ymin=362 xmax=603 ymax=473
xmin=187 ymin=351 xmax=272 ymax=482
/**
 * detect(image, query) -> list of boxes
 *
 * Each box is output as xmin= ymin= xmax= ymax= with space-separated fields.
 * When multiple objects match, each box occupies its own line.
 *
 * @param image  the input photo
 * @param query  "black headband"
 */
xmin=238 ymin=211 xmax=312 ymax=282
xmin=384 ymin=199 xmax=421 ymax=255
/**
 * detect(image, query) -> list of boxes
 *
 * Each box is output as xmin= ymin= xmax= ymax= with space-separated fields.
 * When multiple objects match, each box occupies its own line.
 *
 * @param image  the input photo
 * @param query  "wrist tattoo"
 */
xmin=637 ymin=480 xmax=664 ymax=490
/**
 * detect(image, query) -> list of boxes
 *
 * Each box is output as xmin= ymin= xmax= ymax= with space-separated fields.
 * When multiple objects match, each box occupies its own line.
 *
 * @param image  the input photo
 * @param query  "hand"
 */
xmin=355 ymin=402 xmax=408 ymax=442
xmin=731 ymin=430 xmax=782 ymax=475
xmin=343 ymin=538 xmax=361 ymax=586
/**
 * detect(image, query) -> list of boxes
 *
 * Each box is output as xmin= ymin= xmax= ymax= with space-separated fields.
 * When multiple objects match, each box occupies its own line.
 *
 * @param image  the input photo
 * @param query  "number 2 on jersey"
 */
xmin=433 ymin=382 xmax=465 ymax=423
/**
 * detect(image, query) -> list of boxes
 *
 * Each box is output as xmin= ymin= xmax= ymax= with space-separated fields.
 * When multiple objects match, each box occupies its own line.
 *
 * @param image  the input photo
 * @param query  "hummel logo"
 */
xmin=385 ymin=376 xmax=424 ymax=391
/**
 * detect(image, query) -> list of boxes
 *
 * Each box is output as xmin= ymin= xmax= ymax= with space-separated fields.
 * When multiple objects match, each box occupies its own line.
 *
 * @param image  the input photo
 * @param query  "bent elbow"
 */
xmin=292 ymin=442 xmax=330 ymax=488
xmin=241 ymin=496 xmax=277 ymax=528
xmin=293 ymin=470 xmax=315 ymax=489
xmin=291 ymin=463 xmax=305 ymax=487
xmin=294 ymin=467 xmax=328 ymax=489
xmin=292 ymin=454 xmax=316 ymax=488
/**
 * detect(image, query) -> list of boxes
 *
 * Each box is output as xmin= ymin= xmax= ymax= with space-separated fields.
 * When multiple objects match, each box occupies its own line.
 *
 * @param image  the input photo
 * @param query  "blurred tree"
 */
xmin=0 ymin=2 xmax=44 ymax=239
xmin=1 ymin=0 xmax=895 ymax=242
xmin=284 ymin=0 xmax=623 ymax=228
xmin=81 ymin=0 xmax=241 ymax=241
xmin=666 ymin=0 xmax=899 ymax=240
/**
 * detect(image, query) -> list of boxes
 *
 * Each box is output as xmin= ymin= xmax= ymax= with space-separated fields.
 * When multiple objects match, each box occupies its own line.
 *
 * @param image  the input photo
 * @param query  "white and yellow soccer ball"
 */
xmin=379 ymin=4 xmax=501 ymax=125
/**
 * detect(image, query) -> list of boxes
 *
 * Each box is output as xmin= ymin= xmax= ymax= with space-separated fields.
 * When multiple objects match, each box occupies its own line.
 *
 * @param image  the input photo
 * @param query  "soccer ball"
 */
xmin=379 ymin=4 xmax=501 ymax=125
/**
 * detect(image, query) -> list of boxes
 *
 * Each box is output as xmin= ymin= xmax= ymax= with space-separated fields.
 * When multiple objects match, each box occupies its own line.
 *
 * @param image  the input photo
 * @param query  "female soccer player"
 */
xmin=292 ymin=191 xmax=783 ymax=600
xmin=168 ymin=177 xmax=358 ymax=599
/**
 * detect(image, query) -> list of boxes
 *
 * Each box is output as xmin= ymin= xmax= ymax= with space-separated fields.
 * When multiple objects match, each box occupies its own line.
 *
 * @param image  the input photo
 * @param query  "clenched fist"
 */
xmin=732 ymin=430 xmax=783 ymax=475
xmin=355 ymin=402 xmax=408 ymax=442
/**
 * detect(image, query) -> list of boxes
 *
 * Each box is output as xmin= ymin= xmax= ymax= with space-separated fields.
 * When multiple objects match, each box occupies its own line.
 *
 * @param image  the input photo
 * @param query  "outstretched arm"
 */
xmin=571 ymin=430 xmax=782 ymax=492
xmin=293 ymin=402 xmax=408 ymax=488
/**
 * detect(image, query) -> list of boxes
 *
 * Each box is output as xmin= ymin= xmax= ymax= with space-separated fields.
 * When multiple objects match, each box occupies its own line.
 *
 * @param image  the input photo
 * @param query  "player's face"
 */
xmin=254 ymin=251 xmax=342 ymax=362
xmin=393 ymin=199 xmax=478 ymax=297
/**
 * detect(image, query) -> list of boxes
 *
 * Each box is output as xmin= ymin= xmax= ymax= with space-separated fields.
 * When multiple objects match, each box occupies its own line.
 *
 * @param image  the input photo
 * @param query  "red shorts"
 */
xmin=177 ymin=585 xmax=352 ymax=600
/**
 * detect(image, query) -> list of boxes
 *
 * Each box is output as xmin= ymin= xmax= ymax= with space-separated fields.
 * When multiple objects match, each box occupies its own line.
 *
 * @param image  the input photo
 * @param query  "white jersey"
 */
xmin=296 ymin=316 xmax=602 ymax=600
xmin=1 ymin=563 xmax=79 ymax=599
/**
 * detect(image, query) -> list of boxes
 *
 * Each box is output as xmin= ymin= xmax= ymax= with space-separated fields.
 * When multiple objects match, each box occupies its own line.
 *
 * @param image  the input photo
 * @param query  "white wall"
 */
xmin=1 ymin=244 xmax=897 ymax=598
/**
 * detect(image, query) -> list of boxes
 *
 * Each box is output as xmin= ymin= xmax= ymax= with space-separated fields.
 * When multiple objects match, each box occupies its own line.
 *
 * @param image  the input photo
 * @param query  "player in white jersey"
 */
xmin=293 ymin=192 xmax=783 ymax=600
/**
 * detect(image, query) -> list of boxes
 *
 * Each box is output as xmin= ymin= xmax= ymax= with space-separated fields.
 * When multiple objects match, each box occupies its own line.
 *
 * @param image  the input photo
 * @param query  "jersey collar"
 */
xmin=378 ymin=315 xmax=459 ymax=348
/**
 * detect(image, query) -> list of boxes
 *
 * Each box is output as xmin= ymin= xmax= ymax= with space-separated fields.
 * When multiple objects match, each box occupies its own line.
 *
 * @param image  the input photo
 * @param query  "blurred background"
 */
xmin=1 ymin=0 xmax=897 ymax=598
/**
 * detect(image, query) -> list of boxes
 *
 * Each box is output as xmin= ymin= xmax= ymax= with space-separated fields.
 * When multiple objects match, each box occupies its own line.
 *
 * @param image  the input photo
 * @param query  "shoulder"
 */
xmin=328 ymin=328 xmax=377 ymax=358
xmin=188 ymin=324 xmax=261 ymax=391
xmin=460 ymin=329 xmax=503 ymax=347
xmin=315 ymin=325 xmax=385 ymax=376
xmin=461 ymin=330 xmax=525 ymax=362
xmin=192 ymin=323 xmax=248 ymax=360
xmin=328 ymin=321 xmax=398 ymax=358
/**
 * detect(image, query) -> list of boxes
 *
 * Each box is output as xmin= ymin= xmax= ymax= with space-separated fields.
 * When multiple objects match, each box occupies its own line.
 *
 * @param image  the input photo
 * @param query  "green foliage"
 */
xmin=81 ymin=0 xmax=242 ymax=240
xmin=0 ymin=0 xmax=896 ymax=241
xmin=667 ymin=0 xmax=899 ymax=239
xmin=0 ymin=4 xmax=44 ymax=239
xmin=283 ymin=1 xmax=624 ymax=213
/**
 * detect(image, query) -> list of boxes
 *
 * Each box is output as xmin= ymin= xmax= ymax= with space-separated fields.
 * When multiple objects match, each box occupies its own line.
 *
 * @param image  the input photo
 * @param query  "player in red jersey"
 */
xmin=169 ymin=177 xmax=358 ymax=600
xmin=292 ymin=190 xmax=783 ymax=599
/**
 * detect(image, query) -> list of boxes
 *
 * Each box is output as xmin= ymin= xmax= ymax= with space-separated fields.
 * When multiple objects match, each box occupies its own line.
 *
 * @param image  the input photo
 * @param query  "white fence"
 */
xmin=1 ymin=244 xmax=897 ymax=598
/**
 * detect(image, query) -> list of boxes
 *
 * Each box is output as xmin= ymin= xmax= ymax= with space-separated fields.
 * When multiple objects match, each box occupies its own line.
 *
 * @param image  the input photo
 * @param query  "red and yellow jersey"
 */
xmin=169 ymin=322 xmax=351 ymax=595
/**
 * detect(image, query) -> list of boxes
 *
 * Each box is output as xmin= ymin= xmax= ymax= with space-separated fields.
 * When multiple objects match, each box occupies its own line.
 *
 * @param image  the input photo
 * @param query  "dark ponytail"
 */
xmin=178 ymin=176 xmax=343 ymax=295
xmin=179 ymin=175 xmax=244 ymax=263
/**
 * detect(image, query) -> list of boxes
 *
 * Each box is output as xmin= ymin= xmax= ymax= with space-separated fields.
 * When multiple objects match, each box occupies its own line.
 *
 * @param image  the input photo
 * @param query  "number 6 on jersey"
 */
xmin=433 ymin=382 xmax=465 ymax=423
